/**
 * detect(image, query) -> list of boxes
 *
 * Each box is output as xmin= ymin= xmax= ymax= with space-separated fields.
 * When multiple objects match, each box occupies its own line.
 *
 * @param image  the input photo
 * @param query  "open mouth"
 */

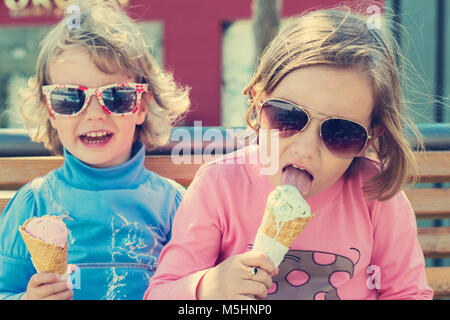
xmin=80 ymin=131 xmax=113 ymax=144
xmin=281 ymin=164 xmax=314 ymax=197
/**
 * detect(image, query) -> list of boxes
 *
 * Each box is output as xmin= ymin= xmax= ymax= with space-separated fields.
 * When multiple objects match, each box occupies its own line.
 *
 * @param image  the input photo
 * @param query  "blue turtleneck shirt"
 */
xmin=0 ymin=141 xmax=184 ymax=300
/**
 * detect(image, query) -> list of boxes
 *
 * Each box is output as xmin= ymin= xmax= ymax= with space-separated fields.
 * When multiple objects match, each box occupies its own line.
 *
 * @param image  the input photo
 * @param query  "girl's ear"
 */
xmin=356 ymin=125 xmax=384 ymax=157
xmin=136 ymin=91 xmax=151 ymax=125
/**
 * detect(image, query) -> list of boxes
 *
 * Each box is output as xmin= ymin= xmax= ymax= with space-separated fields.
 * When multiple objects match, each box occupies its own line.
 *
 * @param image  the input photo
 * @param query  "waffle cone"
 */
xmin=19 ymin=220 xmax=68 ymax=275
xmin=259 ymin=211 xmax=312 ymax=248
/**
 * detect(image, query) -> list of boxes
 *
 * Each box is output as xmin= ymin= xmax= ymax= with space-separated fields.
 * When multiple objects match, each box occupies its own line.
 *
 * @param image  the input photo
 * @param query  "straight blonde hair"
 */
xmin=20 ymin=0 xmax=190 ymax=154
xmin=244 ymin=6 xmax=424 ymax=201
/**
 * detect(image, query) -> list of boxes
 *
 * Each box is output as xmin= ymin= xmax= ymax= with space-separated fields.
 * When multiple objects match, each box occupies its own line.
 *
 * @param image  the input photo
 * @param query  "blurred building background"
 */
xmin=0 ymin=0 xmax=447 ymax=129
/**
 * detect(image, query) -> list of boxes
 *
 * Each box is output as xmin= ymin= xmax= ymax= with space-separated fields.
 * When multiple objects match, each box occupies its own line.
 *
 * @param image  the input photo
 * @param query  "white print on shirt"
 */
xmin=104 ymin=213 xmax=159 ymax=299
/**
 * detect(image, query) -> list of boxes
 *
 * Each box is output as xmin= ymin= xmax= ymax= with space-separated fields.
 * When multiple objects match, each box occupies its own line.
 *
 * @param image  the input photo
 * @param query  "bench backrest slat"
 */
xmin=413 ymin=151 xmax=450 ymax=183
xmin=1 ymin=151 xmax=449 ymax=188
xmin=0 ymin=156 xmax=205 ymax=190
xmin=404 ymin=189 xmax=450 ymax=219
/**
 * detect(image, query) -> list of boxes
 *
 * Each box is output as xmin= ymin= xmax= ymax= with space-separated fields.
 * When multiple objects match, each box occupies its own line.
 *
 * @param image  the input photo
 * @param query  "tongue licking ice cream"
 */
xmin=281 ymin=165 xmax=312 ymax=197
xmin=253 ymin=185 xmax=312 ymax=267
xmin=19 ymin=215 xmax=68 ymax=275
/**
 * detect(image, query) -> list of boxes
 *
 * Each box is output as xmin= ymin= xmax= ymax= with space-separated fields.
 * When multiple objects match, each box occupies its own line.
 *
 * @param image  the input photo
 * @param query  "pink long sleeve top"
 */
xmin=144 ymin=146 xmax=433 ymax=300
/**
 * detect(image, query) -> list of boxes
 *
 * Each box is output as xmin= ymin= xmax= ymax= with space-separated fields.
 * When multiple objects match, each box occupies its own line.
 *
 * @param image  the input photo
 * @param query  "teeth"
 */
xmin=84 ymin=131 xmax=110 ymax=137
xmin=285 ymin=164 xmax=313 ymax=180
xmin=81 ymin=130 xmax=112 ymax=144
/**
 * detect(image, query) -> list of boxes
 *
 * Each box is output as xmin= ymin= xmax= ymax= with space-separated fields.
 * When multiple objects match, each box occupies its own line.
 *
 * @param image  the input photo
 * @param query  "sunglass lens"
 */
xmin=50 ymin=88 xmax=85 ymax=115
xmin=321 ymin=119 xmax=368 ymax=158
xmin=102 ymin=86 xmax=137 ymax=114
xmin=260 ymin=100 xmax=309 ymax=138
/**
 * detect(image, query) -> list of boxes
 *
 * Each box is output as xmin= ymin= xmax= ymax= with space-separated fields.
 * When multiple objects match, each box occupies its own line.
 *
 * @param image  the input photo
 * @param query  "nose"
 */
xmin=289 ymin=119 xmax=322 ymax=160
xmin=83 ymin=93 xmax=108 ymax=120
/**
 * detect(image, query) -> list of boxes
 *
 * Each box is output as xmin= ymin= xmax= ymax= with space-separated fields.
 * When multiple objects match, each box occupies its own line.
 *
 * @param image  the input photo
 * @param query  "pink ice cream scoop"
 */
xmin=24 ymin=216 xmax=68 ymax=248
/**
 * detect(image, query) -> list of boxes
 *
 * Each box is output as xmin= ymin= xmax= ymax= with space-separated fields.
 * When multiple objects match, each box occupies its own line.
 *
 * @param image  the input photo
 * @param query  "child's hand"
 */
xmin=21 ymin=273 xmax=73 ymax=300
xmin=196 ymin=251 xmax=276 ymax=300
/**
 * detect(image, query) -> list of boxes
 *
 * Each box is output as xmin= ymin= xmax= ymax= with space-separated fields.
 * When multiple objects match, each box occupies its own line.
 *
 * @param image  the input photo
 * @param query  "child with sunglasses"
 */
xmin=0 ymin=0 xmax=189 ymax=300
xmin=145 ymin=7 xmax=433 ymax=300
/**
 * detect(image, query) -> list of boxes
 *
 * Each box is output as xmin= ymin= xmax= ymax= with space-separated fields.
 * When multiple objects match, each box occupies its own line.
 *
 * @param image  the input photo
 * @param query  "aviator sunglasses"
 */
xmin=259 ymin=98 xmax=372 ymax=159
xmin=42 ymin=82 xmax=148 ymax=117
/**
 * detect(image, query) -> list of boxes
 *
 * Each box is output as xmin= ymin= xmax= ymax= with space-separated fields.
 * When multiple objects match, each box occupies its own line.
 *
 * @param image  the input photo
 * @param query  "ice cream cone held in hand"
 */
xmin=19 ymin=215 xmax=68 ymax=275
xmin=253 ymin=185 xmax=312 ymax=267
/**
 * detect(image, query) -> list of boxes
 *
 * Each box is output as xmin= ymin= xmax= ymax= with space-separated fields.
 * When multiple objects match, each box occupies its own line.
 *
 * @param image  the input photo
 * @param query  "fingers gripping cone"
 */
xmin=253 ymin=185 xmax=312 ymax=267
xmin=19 ymin=215 xmax=68 ymax=275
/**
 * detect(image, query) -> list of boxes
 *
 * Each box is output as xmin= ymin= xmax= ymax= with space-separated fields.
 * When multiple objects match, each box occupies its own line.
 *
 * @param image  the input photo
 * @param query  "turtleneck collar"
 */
xmin=56 ymin=141 xmax=149 ymax=190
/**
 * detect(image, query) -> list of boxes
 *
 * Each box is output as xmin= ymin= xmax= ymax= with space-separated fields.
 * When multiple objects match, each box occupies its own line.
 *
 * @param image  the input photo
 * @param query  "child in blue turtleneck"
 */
xmin=0 ymin=1 xmax=190 ymax=300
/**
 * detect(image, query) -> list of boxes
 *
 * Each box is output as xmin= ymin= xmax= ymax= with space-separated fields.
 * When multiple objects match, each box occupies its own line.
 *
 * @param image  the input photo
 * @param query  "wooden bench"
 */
xmin=0 ymin=151 xmax=449 ymax=299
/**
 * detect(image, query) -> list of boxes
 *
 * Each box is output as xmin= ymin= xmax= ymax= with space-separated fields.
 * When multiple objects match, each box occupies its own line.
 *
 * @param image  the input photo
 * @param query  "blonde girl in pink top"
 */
xmin=145 ymin=7 xmax=433 ymax=300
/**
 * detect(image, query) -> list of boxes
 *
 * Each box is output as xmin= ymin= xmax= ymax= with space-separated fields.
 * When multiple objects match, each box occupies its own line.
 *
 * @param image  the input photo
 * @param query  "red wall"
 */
xmin=0 ymin=0 xmax=383 ymax=125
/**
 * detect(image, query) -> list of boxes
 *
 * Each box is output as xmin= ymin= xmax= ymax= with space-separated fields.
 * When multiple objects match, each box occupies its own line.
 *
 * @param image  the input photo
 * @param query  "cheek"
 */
xmin=116 ymin=118 xmax=139 ymax=140
xmin=50 ymin=118 xmax=76 ymax=138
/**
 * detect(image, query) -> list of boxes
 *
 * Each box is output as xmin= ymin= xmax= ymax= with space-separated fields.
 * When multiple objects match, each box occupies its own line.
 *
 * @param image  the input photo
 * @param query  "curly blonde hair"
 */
xmin=20 ymin=0 xmax=190 ymax=154
xmin=244 ymin=6 xmax=424 ymax=201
